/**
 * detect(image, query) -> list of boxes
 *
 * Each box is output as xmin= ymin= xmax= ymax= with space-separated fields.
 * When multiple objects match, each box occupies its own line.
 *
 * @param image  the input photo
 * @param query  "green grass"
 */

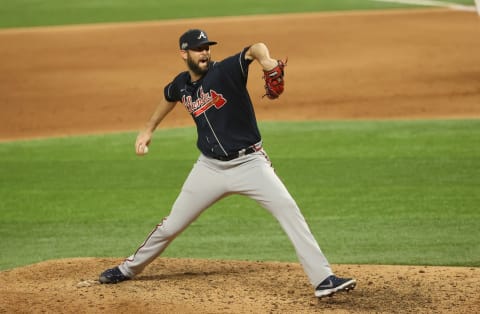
xmin=1 ymin=0 xmax=471 ymax=29
xmin=1 ymin=120 xmax=479 ymax=270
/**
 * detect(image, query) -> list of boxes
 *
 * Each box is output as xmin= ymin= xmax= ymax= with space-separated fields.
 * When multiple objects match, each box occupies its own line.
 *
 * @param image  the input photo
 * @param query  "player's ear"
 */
xmin=180 ymin=50 xmax=188 ymax=61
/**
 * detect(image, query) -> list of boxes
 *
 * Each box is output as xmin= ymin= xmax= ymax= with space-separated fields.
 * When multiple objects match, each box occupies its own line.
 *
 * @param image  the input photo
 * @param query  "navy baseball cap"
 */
xmin=179 ymin=29 xmax=217 ymax=50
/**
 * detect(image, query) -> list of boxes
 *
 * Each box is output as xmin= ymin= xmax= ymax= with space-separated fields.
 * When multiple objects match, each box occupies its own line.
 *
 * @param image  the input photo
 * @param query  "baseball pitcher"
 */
xmin=99 ymin=29 xmax=356 ymax=299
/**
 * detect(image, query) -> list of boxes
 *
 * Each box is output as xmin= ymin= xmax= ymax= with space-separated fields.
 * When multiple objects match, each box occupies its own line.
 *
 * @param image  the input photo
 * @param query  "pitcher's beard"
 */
xmin=187 ymin=55 xmax=209 ymax=77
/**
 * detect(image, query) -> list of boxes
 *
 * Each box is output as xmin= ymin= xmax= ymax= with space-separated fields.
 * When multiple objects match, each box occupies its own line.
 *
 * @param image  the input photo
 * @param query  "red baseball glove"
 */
xmin=263 ymin=59 xmax=287 ymax=99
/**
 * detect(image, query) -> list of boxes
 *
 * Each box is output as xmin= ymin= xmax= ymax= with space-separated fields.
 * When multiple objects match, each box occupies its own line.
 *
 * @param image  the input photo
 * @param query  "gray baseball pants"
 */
xmin=119 ymin=150 xmax=333 ymax=287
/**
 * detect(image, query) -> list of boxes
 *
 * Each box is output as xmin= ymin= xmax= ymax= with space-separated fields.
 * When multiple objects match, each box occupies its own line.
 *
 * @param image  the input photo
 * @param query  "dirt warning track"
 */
xmin=0 ymin=9 xmax=479 ymax=141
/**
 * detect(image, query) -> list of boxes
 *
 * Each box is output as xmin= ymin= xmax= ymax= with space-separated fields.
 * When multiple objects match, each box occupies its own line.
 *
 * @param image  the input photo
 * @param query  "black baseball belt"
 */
xmin=213 ymin=142 xmax=263 ymax=161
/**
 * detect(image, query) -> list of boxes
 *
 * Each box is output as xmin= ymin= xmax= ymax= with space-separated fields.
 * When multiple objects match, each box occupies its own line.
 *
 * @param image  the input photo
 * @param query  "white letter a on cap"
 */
xmin=198 ymin=31 xmax=207 ymax=39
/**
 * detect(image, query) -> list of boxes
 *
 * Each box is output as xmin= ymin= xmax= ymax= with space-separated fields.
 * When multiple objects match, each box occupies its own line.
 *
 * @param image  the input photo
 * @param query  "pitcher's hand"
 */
xmin=135 ymin=130 xmax=152 ymax=156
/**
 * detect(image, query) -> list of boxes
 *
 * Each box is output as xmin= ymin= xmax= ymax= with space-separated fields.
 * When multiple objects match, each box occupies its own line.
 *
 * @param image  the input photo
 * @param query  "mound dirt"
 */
xmin=0 ymin=8 xmax=479 ymax=314
xmin=0 ymin=258 xmax=478 ymax=313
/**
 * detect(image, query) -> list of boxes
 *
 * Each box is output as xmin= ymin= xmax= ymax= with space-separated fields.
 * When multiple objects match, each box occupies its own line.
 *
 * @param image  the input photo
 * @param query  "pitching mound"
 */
xmin=0 ymin=258 xmax=478 ymax=313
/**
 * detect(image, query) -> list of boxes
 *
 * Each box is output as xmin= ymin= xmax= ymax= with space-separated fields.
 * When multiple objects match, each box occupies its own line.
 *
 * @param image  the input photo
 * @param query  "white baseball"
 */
xmin=143 ymin=145 xmax=149 ymax=154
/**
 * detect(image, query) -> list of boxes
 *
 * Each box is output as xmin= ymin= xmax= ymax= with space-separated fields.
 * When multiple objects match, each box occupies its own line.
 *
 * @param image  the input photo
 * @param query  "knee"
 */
xmin=155 ymin=218 xmax=183 ymax=239
xmin=278 ymin=195 xmax=299 ymax=209
xmin=267 ymin=196 xmax=301 ymax=216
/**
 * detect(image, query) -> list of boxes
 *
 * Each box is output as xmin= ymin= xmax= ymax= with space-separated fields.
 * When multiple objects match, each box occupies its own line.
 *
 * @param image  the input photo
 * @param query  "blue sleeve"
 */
xmin=164 ymin=72 xmax=188 ymax=102
xmin=217 ymin=47 xmax=253 ymax=85
xmin=164 ymin=81 xmax=178 ymax=102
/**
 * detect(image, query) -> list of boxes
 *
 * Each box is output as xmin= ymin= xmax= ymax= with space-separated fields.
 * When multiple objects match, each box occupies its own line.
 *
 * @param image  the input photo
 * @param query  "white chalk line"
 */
xmin=373 ymin=0 xmax=478 ymax=12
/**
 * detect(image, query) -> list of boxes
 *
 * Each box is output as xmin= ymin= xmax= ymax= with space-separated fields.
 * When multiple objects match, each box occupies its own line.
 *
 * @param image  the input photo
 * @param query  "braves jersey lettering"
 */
xmin=182 ymin=87 xmax=227 ymax=117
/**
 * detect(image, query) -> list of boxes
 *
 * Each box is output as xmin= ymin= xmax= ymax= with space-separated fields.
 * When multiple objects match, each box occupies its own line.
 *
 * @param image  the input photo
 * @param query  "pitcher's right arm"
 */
xmin=135 ymin=99 xmax=177 ymax=155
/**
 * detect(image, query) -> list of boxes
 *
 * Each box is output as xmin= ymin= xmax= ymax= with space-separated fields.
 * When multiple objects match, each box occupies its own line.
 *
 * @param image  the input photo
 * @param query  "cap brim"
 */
xmin=189 ymin=41 xmax=217 ymax=49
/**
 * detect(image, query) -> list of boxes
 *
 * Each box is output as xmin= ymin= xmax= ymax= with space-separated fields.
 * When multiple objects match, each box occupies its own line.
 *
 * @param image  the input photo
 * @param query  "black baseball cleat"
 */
xmin=315 ymin=275 xmax=356 ymax=298
xmin=99 ymin=267 xmax=130 ymax=284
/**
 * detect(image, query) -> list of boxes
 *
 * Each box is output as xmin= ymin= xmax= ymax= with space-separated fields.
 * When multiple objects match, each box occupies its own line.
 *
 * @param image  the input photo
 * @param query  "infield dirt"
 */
xmin=0 ymin=9 xmax=479 ymax=313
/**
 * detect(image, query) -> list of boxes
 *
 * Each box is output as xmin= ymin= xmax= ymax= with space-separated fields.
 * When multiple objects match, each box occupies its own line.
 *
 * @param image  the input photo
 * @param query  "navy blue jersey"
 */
xmin=164 ymin=47 xmax=261 ymax=159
